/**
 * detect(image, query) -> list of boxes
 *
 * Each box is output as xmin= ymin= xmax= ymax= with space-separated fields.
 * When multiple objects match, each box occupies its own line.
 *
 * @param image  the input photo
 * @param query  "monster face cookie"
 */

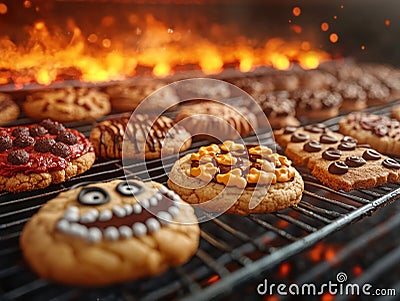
xmin=20 ymin=179 xmax=200 ymax=286
xmin=0 ymin=119 xmax=95 ymax=193
xmin=90 ymin=114 xmax=192 ymax=160
xmin=168 ymin=141 xmax=304 ymax=215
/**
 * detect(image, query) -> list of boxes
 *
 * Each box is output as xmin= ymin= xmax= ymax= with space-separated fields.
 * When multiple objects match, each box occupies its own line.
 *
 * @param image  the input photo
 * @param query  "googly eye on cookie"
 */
xmin=20 ymin=179 xmax=200 ymax=286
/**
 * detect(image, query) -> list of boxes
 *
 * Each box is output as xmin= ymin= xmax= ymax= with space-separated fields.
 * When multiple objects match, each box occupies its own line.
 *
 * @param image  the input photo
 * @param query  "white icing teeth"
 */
xmin=63 ymin=210 xmax=79 ymax=222
xmin=132 ymin=222 xmax=147 ymax=237
xmin=157 ymin=211 xmax=172 ymax=225
xmin=104 ymin=226 xmax=119 ymax=240
xmin=155 ymin=193 xmax=163 ymax=201
xmin=133 ymin=203 xmax=142 ymax=214
xmin=158 ymin=186 xmax=168 ymax=194
xmin=98 ymin=209 xmax=112 ymax=221
xmin=149 ymin=196 xmax=158 ymax=206
xmin=168 ymin=205 xmax=180 ymax=217
xmin=58 ymin=185 xmax=185 ymax=243
xmin=119 ymin=226 xmax=133 ymax=238
xmin=88 ymin=227 xmax=102 ymax=243
xmin=146 ymin=218 xmax=160 ymax=232
xmin=56 ymin=219 xmax=69 ymax=232
xmin=141 ymin=199 xmax=150 ymax=208
xmin=80 ymin=209 xmax=99 ymax=223
xmin=123 ymin=204 xmax=133 ymax=215
xmin=112 ymin=206 xmax=126 ymax=218
xmin=69 ymin=223 xmax=88 ymax=238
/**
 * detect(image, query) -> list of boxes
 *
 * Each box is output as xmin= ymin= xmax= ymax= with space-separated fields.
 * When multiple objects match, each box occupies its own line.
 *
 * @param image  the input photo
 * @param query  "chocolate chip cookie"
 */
xmin=23 ymin=87 xmax=111 ymax=122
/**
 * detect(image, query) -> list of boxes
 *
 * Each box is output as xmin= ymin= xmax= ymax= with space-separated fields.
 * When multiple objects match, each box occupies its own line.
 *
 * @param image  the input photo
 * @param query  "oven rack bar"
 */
xmin=1 ymin=103 xmax=400 ymax=301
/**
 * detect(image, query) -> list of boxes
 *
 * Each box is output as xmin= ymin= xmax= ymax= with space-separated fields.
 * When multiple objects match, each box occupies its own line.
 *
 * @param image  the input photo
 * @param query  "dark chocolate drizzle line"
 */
xmin=78 ymin=194 xmax=173 ymax=230
xmin=98 ymin=116 xmax=128 ymax=157
xmin=98 ymin=115 xmax=179 ymax=156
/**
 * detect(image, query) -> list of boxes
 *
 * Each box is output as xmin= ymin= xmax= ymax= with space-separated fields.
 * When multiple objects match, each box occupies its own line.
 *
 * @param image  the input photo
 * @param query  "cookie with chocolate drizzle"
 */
xmin=167 ymin=141 xmax=304 ymax=215
xmin=20 ymin=179 xmax=199 ymax=286
xmin=90 ymin=114 xmax=192 ymax=160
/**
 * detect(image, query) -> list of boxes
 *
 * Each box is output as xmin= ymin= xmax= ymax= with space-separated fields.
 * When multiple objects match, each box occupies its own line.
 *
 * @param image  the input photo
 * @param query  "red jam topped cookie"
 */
xmin=0 ymin=119 xmax=93 ymax=177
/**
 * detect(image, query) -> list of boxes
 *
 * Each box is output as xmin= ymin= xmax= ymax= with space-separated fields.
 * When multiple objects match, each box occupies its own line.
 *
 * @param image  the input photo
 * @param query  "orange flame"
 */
xmin=0 ymin=15 xmax=330 ymax=87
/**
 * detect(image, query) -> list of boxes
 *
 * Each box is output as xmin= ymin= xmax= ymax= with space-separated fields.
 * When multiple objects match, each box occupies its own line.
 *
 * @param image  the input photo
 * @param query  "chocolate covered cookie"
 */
xmin=20 ymin=179 xmax=200 ymax=286
xmin=90 ymin=114 xmax=192 ymax=160
xmin=23 ymin=87 xmax=111 ymax=122
xmin=0 ymin=119 xmax=95 ymax=193
xmin=292 ymin=89 xmax=342 ymax=121
xmin=256 ymin=91 xmax=300 ymax=129
xmin=168 ymin=141 xmax=304 ymax=215
xmin=339 ymin=112 xmax=400 ymax=155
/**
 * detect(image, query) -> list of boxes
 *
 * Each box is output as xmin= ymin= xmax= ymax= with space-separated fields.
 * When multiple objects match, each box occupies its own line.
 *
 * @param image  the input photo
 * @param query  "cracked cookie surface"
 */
xmin=20 ymin=179 xmax=200 ymax=286
xmin=167 ymin=141 xmax=304 ymax=215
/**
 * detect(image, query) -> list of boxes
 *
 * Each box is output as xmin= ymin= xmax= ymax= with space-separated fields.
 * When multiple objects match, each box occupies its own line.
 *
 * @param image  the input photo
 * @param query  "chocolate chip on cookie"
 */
xmin=12 ymin=127 xmax=30 ymax=137
xmin=0 ymin=135 xmax=12 ymax=152
xmin=7 ymin=149 xmax=30 ymax=165
xmin=56 ymin=131 xmax=77 ymax=145
xmin=40 ymin=119 xmax=66 ymax=135
xmin=34 ymin=137 xmax=56 ymax=153
xmin=13 ymin=135 xmax=35 ymax=148
xmin=51 ymin=142 xmax=71 ymax=157
xmin=29 ymin=125 xmax=47 ymax=137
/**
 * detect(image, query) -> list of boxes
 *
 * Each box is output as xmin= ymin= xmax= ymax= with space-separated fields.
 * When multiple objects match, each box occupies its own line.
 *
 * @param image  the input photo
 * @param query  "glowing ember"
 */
xmin=385 ymin=19 xmax=391 ymax=26
xmin=0 ymin=15 xmax=330 ymax=87
xmin=361 ymin=45 xmax=366 ymax=50
xmin=0 ymin=2 xmax=7 ymax=14
xmin=321 ymin=292 xmax=335 ymax=301
xmin=206 ymin=275 xmax=220 ymax=285
xmin=292 ymin=7 xmax=301 ymax=17
xmin=321 ymin=22 xmax=329 ymax=32
xmin=353 ymin=265 xmax=363 ymax=276
xmin=278 ymin=262 xmax=291 ymax=277
xmin=329 ymin=33 xmax=339 ymax=43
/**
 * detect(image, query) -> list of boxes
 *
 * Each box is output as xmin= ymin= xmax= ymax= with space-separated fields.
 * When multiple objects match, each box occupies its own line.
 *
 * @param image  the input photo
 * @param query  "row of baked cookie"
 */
xmin=21 ymin=139 xmax=304 ymax=285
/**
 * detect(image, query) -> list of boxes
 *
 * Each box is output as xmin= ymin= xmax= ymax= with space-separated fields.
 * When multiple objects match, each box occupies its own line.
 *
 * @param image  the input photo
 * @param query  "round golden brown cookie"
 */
xmin=0 ymin=119 xmax=95 ymax=193
xmin=174 ymin=101 xmax=258 ymax=140
xmin=105 ymin=81 xmax=178 ymax=112
xmin=20 ymin=179 xmax=200 ymax=286
xmin=90 ymin=114 xmax=192 ymax=160
xmin=392 ymin=105 xmax=400 ymax=122
xmin=0 ymin=93 xmax=19 ymax=125
xmin=167 ymin=141 xmax=304 ymax=215
xmin=23 ymin=87 xmax=111 ymax=122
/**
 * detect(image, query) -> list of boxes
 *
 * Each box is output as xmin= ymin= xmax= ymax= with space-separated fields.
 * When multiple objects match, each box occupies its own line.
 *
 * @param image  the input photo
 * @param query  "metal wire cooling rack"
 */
xmin=1 ymin=101 xmax=400 ymax=301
